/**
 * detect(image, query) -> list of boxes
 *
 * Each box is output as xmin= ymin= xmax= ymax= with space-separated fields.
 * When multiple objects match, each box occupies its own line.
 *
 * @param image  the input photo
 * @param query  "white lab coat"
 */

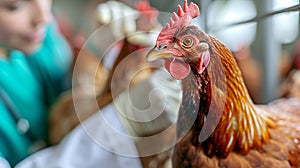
xmin=15 ymin=104 xmax=143 ymax=168
xmin=14 ymin=69 xmax=180 ymax=168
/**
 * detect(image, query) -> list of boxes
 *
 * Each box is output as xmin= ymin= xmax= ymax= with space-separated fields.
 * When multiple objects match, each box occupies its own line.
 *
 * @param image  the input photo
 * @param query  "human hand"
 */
xmin=96 ymin=0 xmax=161 ymax=46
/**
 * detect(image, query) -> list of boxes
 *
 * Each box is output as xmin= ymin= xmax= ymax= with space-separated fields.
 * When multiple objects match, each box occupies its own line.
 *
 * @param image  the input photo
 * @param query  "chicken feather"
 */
xmin=146 ymin=0 xmax=300 ymax=167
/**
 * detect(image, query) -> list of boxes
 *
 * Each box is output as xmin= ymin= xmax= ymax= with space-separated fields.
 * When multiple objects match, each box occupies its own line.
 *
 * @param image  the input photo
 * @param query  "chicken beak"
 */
xmin=146 ymin=47 xmax=174 ymax=62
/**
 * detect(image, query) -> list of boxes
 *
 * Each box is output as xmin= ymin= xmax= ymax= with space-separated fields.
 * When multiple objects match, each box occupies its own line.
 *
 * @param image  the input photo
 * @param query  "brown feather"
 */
xmin=172 ymin=33 xmax=300 ymax=167
xmin=145 ymin=2 xmax=300 ymax=166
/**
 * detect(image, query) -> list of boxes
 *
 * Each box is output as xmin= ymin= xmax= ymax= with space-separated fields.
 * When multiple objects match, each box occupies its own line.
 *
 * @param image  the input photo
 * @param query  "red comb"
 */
xmin=135 ymin=0 xmax=153 ymax=12
xmin=156 ymin=0 xmax=199 ymax=48
xmin=135 ymin=0 xmax=158 ymax=23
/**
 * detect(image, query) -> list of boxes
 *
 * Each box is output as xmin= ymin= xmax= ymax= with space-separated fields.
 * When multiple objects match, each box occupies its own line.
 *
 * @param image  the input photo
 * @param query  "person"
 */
xmin=0 ymin=0 xmax=182 ymax=167
xmin=0 ymin=0 xmax=72 ymax=167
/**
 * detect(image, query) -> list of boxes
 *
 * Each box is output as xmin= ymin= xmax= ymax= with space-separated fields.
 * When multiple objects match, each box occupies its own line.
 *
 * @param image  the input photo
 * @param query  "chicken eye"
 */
xmin=181 ymin=37 xmax=194 ymax=48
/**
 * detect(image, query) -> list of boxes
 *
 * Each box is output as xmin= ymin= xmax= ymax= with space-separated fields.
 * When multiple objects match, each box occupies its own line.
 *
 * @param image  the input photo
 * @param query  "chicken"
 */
xmin=50 ymin=17 xmax=109 ymax=144
xmin=96 ymin=2 xmax=177 ymax=167
xmin=281 ymin=70 xmax=300 ymax=100
xmin=146 ymin=0 xmax=300 ymax=167
xmin=292 ymin=40 xmax=300 ymax=70
xmin=95 ymin=0 xmax=161 ymax=108
xmin=280 ymin=40 xmax=300 ymax=100
xmin=49 ymin=47 xmax=109 ymax=144
xmin=50 ymin=0 xmax=160 ymax=144
xmin=97 ymin=39 xmax=155 ymax=109
xmin=57 ymin=15 xmax=109 ymax=94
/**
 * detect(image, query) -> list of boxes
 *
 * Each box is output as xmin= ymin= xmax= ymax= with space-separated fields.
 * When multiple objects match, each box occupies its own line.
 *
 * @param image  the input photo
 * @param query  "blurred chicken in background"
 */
xmin=50 ymin=0 xmax=159 ymax=143
xmin=49 ymin=1 xmax=181 ymax=167
xmin=281 ymin=39 xmax=300 ymax=100
xmin=233 ymin=45 xmax=300 ymax=102
xmin=292 ymin=40 xmax=300 ymax=70
xmin=49 ymin=13 xmax=109 ymax=145
xmin=233 ymin=44 xmax=298 ymax=103
xmin=233 ymin=45 xmax=262 ymax=103
xmin=96 ymin=0 xmax=161 ymax=108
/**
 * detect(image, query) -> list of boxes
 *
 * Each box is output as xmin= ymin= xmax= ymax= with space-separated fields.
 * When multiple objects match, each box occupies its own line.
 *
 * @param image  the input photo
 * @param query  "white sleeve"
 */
xmin=0 ymin=158 xmax=11 ymax=168
xmin=15 ymin=104 xmax=142 ymax=168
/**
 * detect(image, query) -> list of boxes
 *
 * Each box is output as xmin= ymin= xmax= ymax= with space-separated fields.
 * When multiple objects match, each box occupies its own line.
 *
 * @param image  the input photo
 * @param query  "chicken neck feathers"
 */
xmin=173 ymin=35 xmax=300 ymax=168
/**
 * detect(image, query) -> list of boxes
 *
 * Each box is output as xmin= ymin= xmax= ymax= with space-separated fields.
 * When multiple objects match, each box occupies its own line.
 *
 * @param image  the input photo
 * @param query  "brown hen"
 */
xmin=146 ymin=0 xmax=300 ymax=167
xmin=49 ymin=0 xmax=159 ymax=144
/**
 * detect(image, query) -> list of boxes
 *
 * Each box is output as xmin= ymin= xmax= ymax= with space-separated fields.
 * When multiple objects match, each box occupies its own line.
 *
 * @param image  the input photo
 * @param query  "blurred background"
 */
xmin=9 ymin=1 xmax=300 ymax=167
xmin=52 ymin=0 xmax=300 ymax=104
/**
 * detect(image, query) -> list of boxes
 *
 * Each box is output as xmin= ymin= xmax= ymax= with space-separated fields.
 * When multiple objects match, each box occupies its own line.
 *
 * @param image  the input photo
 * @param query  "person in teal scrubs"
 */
xmin=0 ymin=0 xmax=72 ymax=167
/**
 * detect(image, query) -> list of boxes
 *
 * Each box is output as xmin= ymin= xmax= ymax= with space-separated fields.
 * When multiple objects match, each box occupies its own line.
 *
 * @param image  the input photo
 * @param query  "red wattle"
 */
xmin=164 ymin=57 xmax=190 ymax=80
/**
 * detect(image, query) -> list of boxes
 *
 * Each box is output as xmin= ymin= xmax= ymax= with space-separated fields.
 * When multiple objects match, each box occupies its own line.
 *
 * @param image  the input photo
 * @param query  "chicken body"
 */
xmin=146 ymin=1 xmax=300 ymax=167
xmin=171 ymin=36 xmax=300 ymax=168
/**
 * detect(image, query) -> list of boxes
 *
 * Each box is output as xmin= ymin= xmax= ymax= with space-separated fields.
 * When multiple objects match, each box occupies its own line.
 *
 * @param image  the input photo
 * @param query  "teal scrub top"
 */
xmin=0 ymin=22 xmax=72 ymax=166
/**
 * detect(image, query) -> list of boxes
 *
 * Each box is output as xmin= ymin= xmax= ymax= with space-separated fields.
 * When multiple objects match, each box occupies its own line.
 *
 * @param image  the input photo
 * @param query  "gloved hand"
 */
xmin=113 ymin=69 xmax=182 ymax=136
xmin=96 ymin=0 xmax=161 ymax=46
